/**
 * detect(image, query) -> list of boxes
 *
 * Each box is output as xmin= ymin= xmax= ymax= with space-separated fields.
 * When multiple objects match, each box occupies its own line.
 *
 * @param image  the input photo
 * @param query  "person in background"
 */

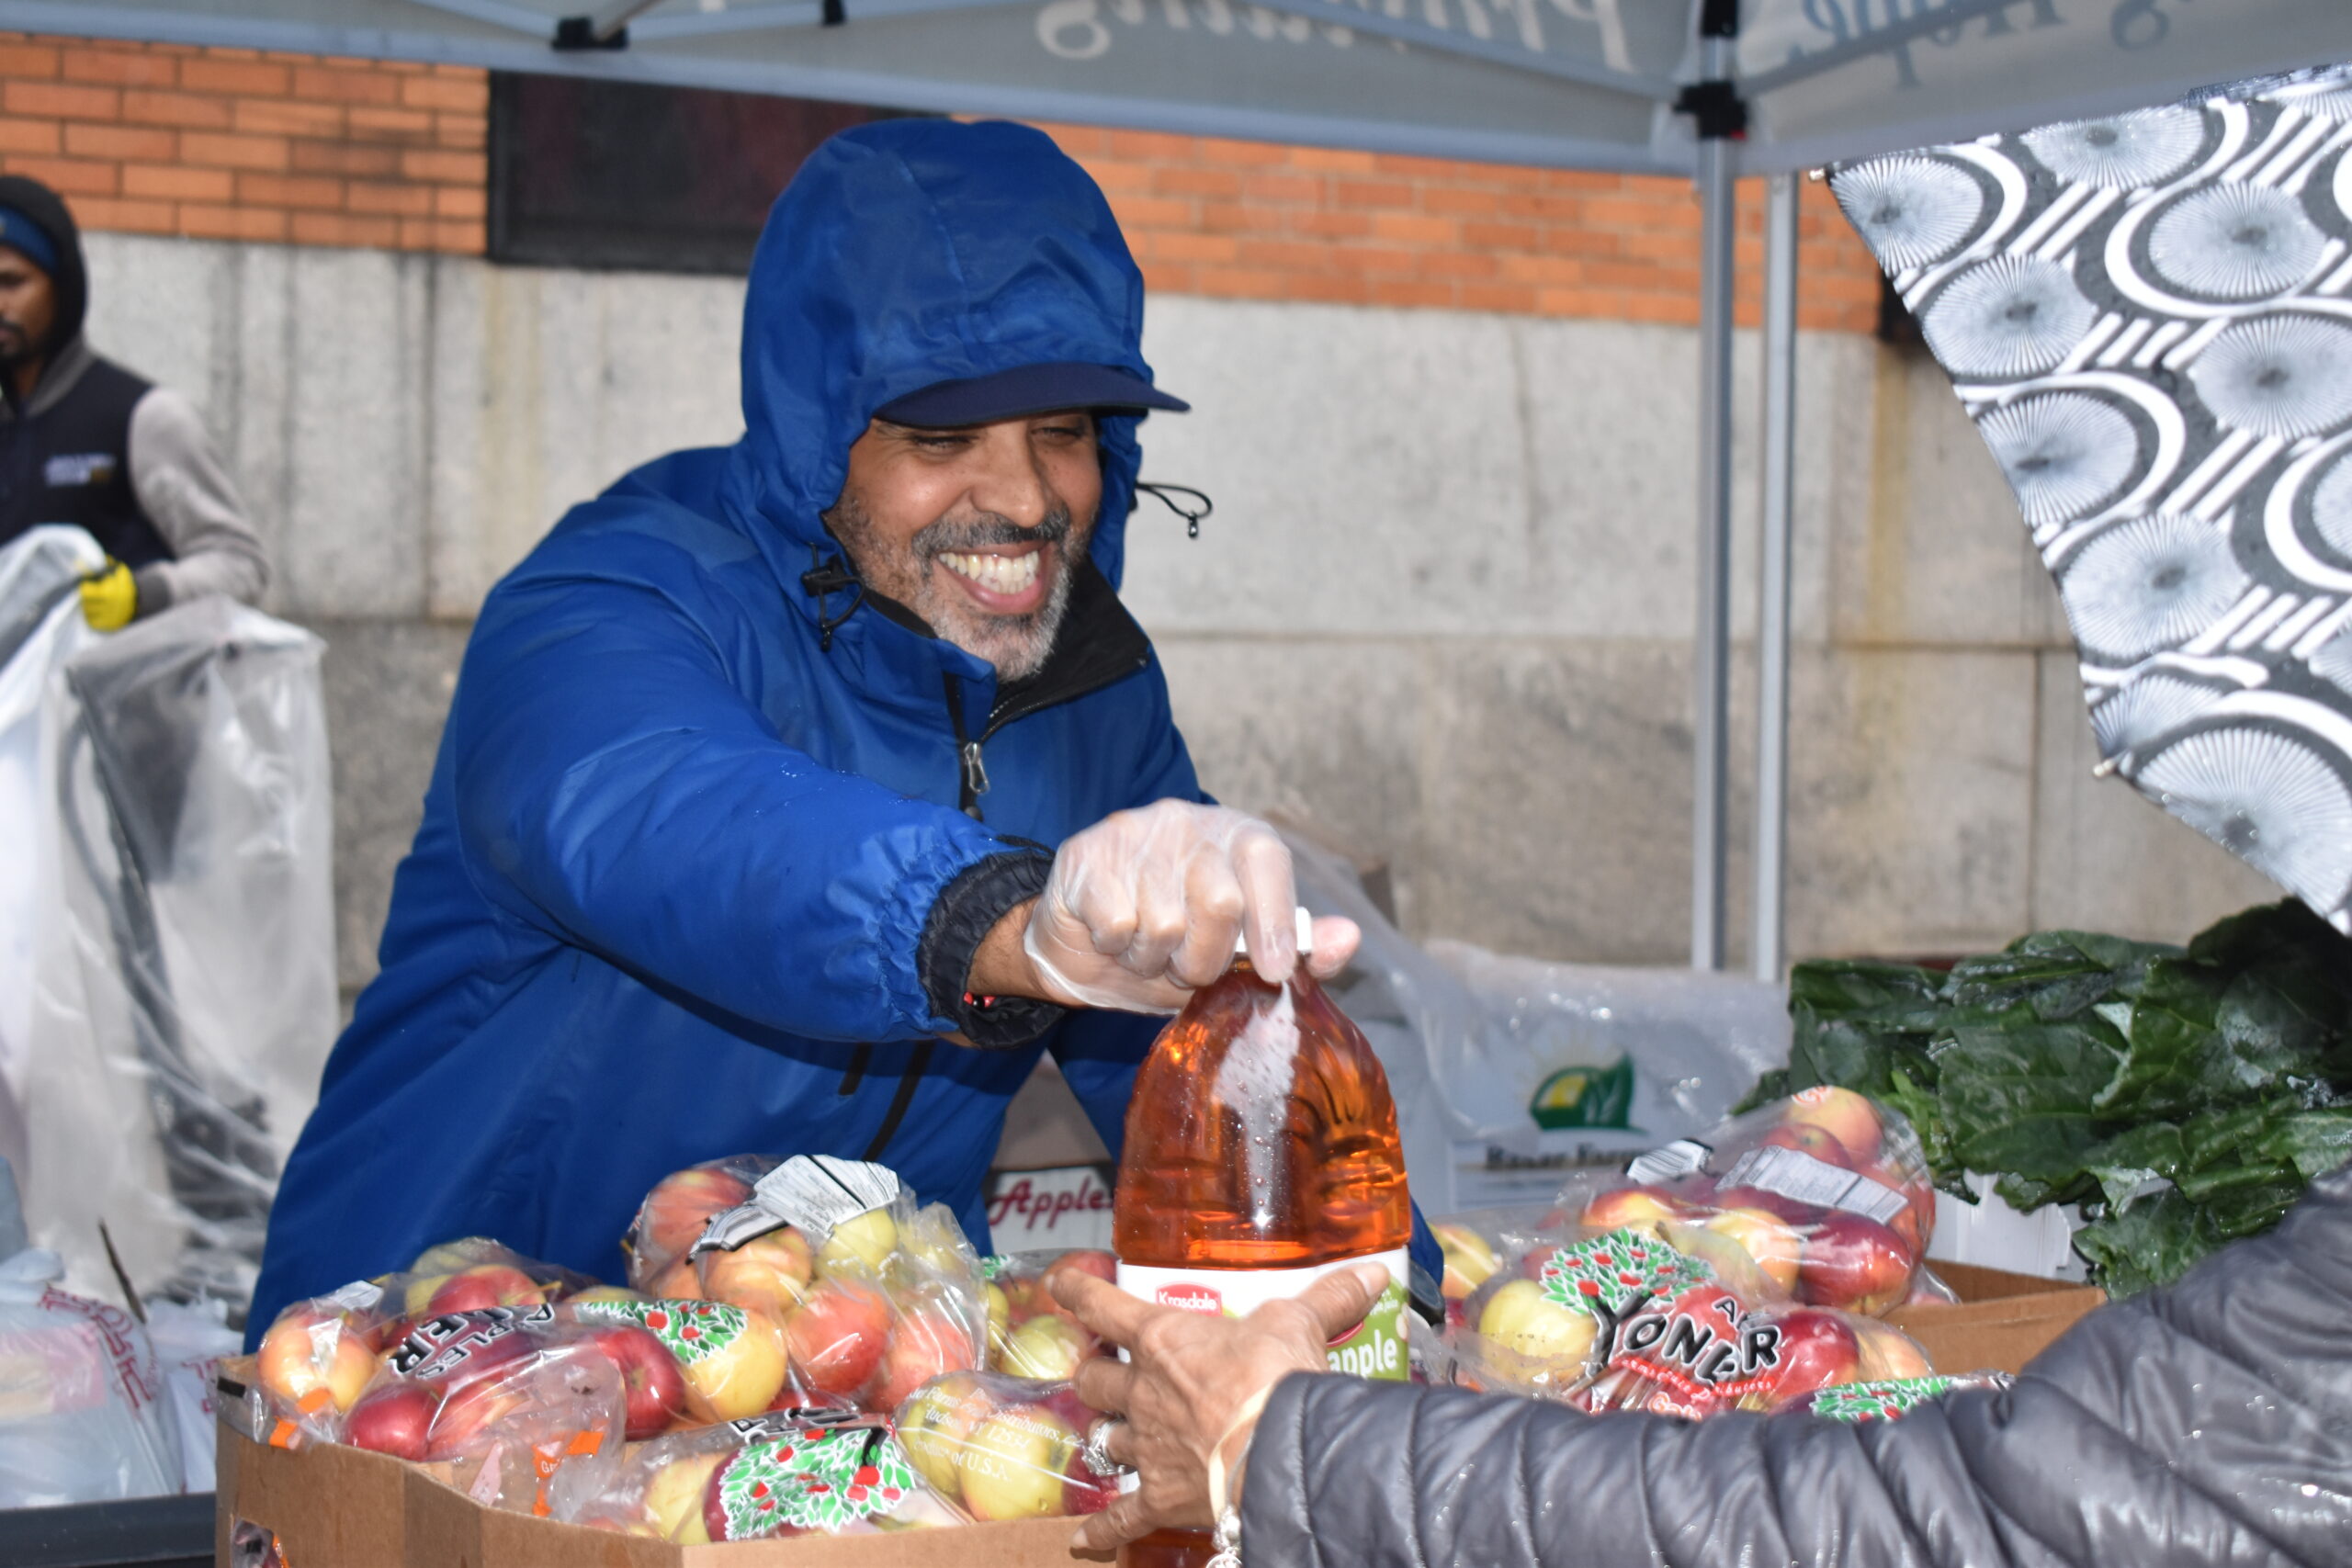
xmin=1051 ymin=1161 xmax=2352 ymax=1568
xmin=0 ymin=175 xmax=268 ymax=630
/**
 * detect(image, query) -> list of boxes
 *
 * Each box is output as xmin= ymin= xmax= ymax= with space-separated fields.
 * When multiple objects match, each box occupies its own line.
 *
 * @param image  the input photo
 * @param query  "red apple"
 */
xmin=1763 ymin=1309 xmax=1862 ymax=1406
xmin=1797 ymin=1212 xmax=1915 ymax=1314
xmin=424 ymin=1373 xmax=529 ymax=1460
xmin=1758 ymin=1123 xmax=1855 ymax=1168
xmin=635 ymin=1166 xmax=755 ymax=1272
xmin=869 ymin=1301 xmax=979 ymax=1414
xmin=427 ymin=1265 xmax=545 ymax=1316
xmin=697 ymin=1227 xmax=814 ymax=1323
xmin=589 ymin=1323 xmax=691 ymax=1439
xmin=785 ymin=1280 xmax=891 ymax=1399
xmin=1577 ymin=1186 xmax=1690 ymax=1234
xmin=345 ymin=1381 xmax=441 ymax=1460
xmin=1783 ymin=1087 xmax=1883 ymax=1164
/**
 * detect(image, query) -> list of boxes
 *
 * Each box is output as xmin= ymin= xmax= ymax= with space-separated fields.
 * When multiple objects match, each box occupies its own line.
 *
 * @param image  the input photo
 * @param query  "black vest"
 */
xmin=0 ymin=355 xmax=174 ymax=569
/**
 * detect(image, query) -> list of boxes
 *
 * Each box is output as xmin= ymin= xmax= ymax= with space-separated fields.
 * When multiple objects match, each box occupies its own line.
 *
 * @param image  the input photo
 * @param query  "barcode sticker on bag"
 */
xmin=694 ymin=1156 xmax=902 ymax=1256
xmin=1717 ymin=1145 xmax=1907 ymax=1224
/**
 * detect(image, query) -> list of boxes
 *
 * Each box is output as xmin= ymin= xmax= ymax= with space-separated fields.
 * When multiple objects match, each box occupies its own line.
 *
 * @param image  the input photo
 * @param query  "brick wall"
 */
xmin=0 ymin=33 xmax=484 ymax=252
xmin=1 ymin=32 xmax=1882 ymax=329
xmin=1038 ymin=123 xmax=1883 ymax=333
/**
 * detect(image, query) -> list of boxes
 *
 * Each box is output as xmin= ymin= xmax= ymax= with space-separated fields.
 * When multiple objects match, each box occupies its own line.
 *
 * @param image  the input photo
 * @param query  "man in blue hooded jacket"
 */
xmin=251 ymin=118 xmax=1434 ymax=1335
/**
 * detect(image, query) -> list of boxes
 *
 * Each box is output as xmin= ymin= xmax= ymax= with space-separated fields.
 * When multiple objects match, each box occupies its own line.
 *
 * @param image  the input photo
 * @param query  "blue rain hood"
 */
xmin=721 ymin=117 xmax=1154 ymax=593
xmin=246 ymin=120 xmax=1204 ymax=1336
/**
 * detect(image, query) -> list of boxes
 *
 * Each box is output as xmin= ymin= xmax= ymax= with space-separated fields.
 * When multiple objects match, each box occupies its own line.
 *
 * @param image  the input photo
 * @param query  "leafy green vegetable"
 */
xmin=1770 ymin=902 xmax=2352 ymax=1295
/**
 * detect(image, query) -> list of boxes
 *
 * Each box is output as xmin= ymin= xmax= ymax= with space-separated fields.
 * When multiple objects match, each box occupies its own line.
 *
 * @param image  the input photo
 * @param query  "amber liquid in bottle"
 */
xmin=1113 ymin=955 xmax=1412 ymax=1568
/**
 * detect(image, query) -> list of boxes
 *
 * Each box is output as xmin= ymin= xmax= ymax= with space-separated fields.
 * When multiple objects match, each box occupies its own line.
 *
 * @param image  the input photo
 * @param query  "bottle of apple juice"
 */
xmin=1112 ymin=910 xmax=1413 ymax=1568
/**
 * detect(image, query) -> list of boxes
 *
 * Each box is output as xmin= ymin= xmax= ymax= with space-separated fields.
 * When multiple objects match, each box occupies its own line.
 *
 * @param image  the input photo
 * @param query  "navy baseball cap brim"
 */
xmin=875 ymin=361 xmax=1188 ymax=428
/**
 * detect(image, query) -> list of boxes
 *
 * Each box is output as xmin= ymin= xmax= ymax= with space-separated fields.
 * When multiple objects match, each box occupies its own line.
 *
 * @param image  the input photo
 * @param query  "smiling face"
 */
xmin=824 ymin=411 xmax=1102 ymax=681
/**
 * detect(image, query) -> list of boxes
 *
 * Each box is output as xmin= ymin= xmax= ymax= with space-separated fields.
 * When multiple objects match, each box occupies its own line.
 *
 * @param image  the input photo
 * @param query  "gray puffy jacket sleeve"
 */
xmin=1241 ymin=1163 xmax=2352 ymax=1568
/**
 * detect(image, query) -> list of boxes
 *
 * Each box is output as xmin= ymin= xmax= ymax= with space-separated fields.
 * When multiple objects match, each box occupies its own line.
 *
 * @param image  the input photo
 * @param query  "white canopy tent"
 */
xmin=19 ymin=0 xmax=2350 ymax=973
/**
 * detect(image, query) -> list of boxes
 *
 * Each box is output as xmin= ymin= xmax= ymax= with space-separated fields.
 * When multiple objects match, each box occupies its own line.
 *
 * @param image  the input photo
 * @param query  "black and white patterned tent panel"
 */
xmin=1831 ymin=67 xmax=2352 ymax=934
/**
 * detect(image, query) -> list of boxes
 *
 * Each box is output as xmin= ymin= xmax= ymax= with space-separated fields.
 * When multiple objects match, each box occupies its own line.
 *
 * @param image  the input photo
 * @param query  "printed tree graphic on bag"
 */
xmin=1533 ymin=1227 xmax=1715 ymax=1358
xmin=711 ymin=1425 xmax=918 ymax=1540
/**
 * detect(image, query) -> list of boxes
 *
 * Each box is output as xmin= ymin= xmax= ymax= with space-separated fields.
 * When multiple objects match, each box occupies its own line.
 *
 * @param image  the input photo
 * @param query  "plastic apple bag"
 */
xmin=896 ymin=1371 xmax=1118 ymax=1522
xmin=345 ymin=1306 xmax=625 ymax=1513
xmin=566 ymin=1411 xmax=956 ymax=1542
xmin=624 ymin=1156 xmax=781 ymax=1296
xmin=559 ymin=1294 xmax=792 ymax=1428
xmin=1577 ymin=1287 xmax=1937 ymax=1418
xmin=0 ymin=1247 xmax=182 ymax=1506
xmin=250 ymin=1279 xmax=406 ymax=1443
xmin=980 ymin=1248 xmax=1114 ymax=1379
xmin=691 ymin=1156 xmax=989 ymax=1415
xmin=1559 ymin=1088 xmax=1942 ymax=1318
xmin=1784 ymin=1369 xmax=2011 ymax=1422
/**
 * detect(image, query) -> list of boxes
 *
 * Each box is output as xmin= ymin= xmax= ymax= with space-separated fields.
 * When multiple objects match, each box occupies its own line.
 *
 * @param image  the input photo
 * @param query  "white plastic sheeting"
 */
xmin=0 ymin=529 xmax=336 ymax=1314
xmin=21 ymin=0 xmax=2351 ymax=177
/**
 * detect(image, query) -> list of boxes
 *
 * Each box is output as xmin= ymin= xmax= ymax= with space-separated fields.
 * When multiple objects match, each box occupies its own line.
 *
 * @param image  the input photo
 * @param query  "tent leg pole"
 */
xmin=1690 ymin=107 xmax=1736 ymax=972
xmin=1754 ymin=173 xmax=1799 ymax=985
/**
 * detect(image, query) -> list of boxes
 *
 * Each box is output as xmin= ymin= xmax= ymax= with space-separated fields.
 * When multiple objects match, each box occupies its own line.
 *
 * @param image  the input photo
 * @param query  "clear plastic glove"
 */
xmin=1021 ymin=801 xmax=1360 ymax=1013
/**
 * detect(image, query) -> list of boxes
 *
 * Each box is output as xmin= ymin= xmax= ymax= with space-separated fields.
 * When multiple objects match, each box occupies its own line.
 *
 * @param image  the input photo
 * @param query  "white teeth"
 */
xmin=939 ymin=550 xmax=1042 ymax=596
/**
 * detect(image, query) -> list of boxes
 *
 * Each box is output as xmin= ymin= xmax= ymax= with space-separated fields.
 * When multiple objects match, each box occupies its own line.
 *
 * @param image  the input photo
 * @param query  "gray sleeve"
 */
xmin=125 ymin=386 xmax=270 ymax=615
xmin=1240 ymin=1163 xmax=2352 ymax=1568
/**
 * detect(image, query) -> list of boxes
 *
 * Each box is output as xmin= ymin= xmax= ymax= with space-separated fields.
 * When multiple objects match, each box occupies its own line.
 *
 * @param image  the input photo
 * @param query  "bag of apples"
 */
xmin=659 ymin=1156 xmax=992 ymax=1417
xmin=339 ymin=1305 xmax=628 ymax=1515
xmin=1570 ymin=1271 xmax=1939 ymax=1417
xmin=1450 ymin=1222 xmax=1937 ymax=1416
xmin=980 ymin=1248 xmax=1115 ymax=1381
xmin=1451 ymin=1215 xmax=1799 ymax=1398
xmin=623 ymin=1155 xmax=781 ymax=1299
xmin=248 ymin=1239 xmax=602 ymax=1445
xmin=895 ymin=1371 xmax=1118 ymax=1523
xmin=1563 ymin=1087 xmax=1944 ymax=1318
xmin=564 ymin=1410 xmax=959 ymax=1542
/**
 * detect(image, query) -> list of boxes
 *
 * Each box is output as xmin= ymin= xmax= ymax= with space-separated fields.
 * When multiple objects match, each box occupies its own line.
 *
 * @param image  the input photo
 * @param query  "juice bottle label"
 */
xmin=1114 ymin=1247 xmax=1411 ymax=1381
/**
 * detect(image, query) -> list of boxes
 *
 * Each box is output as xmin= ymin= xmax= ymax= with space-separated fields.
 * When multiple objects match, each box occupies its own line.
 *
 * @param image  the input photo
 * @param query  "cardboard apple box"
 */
xmin=1886 ymin=1261 xmax=2106 ymax=1374
xmin=217 ymin=1265 xmax=2102 ymax=1565
xmin=214 ymin=1418 xmax=1113 ymax=1568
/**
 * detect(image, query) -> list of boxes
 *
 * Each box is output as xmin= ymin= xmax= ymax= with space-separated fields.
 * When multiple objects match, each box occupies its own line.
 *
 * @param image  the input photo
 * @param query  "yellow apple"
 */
xmin=1476 ymin=1279 xmax=1599 ymax=1367
xmin=1433 ymin=1223 xmax=1499 ymax=1301
xmin=1704 ymin=1207 xmax=1803 ymax=1294
xmin=640 ymin=1450 xmax=725 ymax=1542
xmin=817 ymin=1207 xmax=899 ymax=1276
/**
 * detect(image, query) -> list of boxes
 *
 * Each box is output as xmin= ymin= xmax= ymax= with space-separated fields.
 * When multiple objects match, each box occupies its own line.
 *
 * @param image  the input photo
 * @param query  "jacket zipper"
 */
xmin=944 ymin=673 xmax=990 ymax=819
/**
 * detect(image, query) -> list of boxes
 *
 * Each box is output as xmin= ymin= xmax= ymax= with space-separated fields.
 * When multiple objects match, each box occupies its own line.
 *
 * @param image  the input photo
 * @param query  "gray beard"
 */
xmin=826 ymin=495 xmax=1080 ymax=682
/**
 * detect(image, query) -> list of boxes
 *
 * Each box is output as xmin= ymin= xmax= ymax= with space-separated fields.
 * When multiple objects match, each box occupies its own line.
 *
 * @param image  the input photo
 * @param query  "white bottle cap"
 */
xmin=1234 ymin=907 xmax=1316 ymax=957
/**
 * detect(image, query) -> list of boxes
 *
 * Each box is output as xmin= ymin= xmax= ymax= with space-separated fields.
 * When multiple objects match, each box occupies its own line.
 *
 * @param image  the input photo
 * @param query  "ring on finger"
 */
xmin=1081 ymin=1416 xmax=1136 ymax=1478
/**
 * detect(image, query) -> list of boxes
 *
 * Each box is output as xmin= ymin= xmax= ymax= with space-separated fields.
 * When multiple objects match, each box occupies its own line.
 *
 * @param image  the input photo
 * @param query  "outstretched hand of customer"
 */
xmin=1046 ymin=1258 xmax=1391 ymax=1551
xmin=1012 ymin=801 xmax=1359 ymax=1013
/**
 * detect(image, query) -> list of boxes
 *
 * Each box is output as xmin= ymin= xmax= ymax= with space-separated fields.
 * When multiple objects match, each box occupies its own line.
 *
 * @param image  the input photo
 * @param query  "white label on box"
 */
xmin=986 ymin=1164 xmax=1114 ymax=1251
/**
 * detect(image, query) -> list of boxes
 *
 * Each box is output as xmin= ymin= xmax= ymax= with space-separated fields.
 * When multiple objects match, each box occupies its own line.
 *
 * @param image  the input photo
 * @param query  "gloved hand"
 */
xmin=1020 ymin=801 xmax=1360 ymax=1013
xmin=80 ymin=560 xmax=136 ymax=631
